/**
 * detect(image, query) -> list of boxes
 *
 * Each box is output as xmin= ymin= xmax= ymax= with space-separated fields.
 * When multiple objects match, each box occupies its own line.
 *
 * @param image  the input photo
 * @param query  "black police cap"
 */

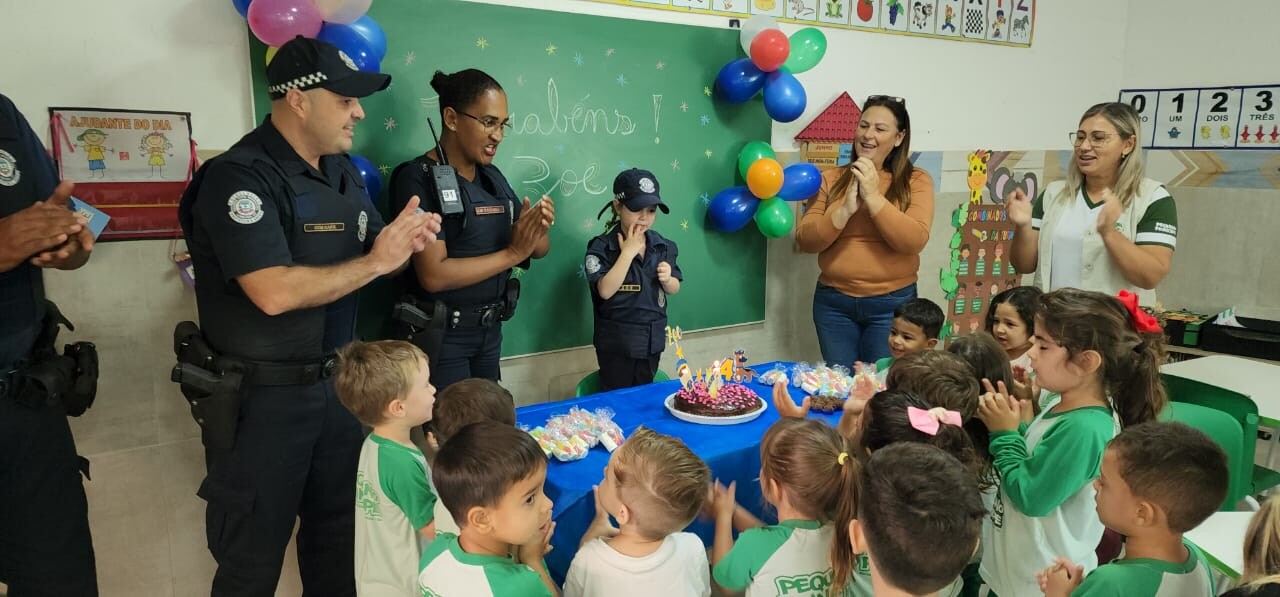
xmin=597 ymin=168 xmax=669 ymax=219
xmin=266 ymin=36 xmax=391 ymax=99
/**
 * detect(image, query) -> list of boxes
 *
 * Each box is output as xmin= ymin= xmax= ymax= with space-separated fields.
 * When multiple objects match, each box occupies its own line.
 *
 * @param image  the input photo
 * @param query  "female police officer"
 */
xmin=390 ymin=68 xmax=553 ymax=390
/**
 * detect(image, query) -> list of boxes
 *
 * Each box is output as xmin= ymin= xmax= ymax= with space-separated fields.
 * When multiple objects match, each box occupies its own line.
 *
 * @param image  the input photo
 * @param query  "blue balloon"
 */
xmin=317 ymin=23 xmax=381 ymax=73
xmin=708 ymin=186 xmax=760 ymax=233
xmin=232 ymin=0 xmax=251 ymax=18
xmin=714 ymin=58 xmax=767 ymax=104
xmin=347 ymin=15 xmax=388 ymax=62
xmin=777 ymin=162 xmax=823 ymax=201
xmin=348 ymin=154 xmax=382 ymax=201
xmin=763 ymin=69 xmax=807 ymax=123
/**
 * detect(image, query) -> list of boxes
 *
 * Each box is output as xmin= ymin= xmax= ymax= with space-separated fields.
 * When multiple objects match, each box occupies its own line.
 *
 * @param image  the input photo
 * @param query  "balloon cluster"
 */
xmin=234 ymin=0 xmax=386 ymax=199
xmin=707 ymin=142 xmax=822 ymax=238
xmin=236 ymin=0 xmax=386 ymax=74
xmin=714 ymin=16 xmax=826 ymax=123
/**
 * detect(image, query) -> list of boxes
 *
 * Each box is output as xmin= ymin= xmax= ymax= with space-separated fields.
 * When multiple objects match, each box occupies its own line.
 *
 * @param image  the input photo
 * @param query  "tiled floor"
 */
xmin=68 ymin=337 xmax=304 ymax=596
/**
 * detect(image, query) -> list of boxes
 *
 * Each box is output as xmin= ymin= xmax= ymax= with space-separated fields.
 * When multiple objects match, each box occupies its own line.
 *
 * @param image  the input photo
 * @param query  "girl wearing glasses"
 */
xmin=796 ymin=95 xmax=934 ymax=369
xmin=389 ymin=68 xmax=554 ymax=391
xmin=1007 ymin=102 xmax=1177 ymax=301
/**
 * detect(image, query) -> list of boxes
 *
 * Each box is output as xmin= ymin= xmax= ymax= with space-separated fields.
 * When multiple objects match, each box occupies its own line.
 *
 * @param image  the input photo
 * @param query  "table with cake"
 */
xmin=515 ymin=330 xmax=859 ymax=582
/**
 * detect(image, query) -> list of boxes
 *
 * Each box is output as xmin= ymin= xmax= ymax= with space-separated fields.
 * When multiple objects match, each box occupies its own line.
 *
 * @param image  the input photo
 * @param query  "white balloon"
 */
xmin=739 ymin=15 xmax=779 ymax=55
xmin=311 ymin=0 xmax=372 ymax=24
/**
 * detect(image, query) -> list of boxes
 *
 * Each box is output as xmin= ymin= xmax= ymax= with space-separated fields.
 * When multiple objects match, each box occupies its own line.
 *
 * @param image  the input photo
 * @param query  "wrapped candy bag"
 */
xmin=593 ymin=409 xmax=625 ymax=452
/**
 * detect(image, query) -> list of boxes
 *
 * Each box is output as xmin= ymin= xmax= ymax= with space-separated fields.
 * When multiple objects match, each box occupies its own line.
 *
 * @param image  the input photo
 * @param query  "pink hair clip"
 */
xmin=907 ymin=406 xmax=963 ymax=436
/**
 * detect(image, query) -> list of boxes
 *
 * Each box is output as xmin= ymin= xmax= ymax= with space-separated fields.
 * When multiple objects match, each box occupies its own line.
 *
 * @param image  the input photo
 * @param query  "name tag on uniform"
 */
xmin=303 ymin=222 xmax=346 ymax=233
xmin=474 ymin=205 xmax=506 ymax=216
xmin=618 ymin=284 xmax=641 ymax=292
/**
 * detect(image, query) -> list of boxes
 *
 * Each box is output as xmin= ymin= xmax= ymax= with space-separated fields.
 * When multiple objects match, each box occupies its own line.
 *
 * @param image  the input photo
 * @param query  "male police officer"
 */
xmin=178 ymin=37 xmax=440 ymax=595
xmin=0 ymin=92 xmax=98 ymax=596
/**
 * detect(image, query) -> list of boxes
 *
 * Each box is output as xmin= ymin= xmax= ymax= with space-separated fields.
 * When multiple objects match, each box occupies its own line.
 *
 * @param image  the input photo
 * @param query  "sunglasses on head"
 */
xmin=865 ymin=95 xmax=907 ymax=107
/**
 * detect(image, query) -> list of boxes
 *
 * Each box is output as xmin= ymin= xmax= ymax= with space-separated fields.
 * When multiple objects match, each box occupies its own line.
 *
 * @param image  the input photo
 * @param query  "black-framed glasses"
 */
xmin=458 ymin=111 xmax=513 ymax=133
xmin=1070 ymin=131 xmax=1115 ymax=147
xmin=866 ymin=94 xmax=907 ymax=107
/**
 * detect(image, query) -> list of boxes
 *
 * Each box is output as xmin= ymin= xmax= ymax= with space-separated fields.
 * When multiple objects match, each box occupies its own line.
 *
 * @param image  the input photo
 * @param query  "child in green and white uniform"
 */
xmin=876 ymin=298 xmax=944 ymax=387
xmin=710 ymin=418 xmax=859 ymax=597
xmin=1039 ymin=422 xmax=1226 ymax=597
xmin=420 ymin=422 xmax=557 ymax=597
xmin=335 ymin=341 xmax=440 ymax=596
xmin=976 ymin=288 xmax=1168 ymax=597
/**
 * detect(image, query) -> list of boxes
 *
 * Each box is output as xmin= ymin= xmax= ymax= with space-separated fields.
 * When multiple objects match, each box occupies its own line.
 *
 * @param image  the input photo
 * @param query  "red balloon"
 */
xmin=749 ymin=29 xmax=791 ymax=73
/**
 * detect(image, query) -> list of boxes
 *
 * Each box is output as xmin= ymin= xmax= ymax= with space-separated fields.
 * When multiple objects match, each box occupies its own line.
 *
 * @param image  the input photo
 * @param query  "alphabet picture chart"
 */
xmin=1120 ymin=85 xmax=1280 ymax=150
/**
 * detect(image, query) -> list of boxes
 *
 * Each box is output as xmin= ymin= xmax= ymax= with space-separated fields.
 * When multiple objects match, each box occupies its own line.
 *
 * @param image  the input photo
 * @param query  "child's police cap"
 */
xmin=597 ymin=168 xmax=670 ymax=219
xmin=266 ymin=36 xmax=391 ymax=99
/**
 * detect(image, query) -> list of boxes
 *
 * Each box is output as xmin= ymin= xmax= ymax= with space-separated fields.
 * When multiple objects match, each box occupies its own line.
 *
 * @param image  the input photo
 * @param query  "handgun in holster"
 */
xmin=12 ymin=300 xmax=99 ymax=417
xmin=390 ymin=297 xmax=448 ymax=366
xmin=171 ymin=321 xmax=243 ymax=454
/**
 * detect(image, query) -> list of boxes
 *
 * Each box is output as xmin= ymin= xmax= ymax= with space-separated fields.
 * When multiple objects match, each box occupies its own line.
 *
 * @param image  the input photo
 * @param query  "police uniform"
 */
xmin=585 ymin=169 xmax=681 ymax=391
xmin=389 ymin=154 xmax=523 ymax=390
xmin=176 ymin=37 xmax=390 ymax=596
xmin=0 ymin=93 xmax=98 ymax=595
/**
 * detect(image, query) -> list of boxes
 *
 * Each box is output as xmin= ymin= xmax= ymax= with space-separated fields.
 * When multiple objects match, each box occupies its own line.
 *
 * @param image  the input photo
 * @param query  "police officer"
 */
xmin=585 ymin=169 xmax=682 ymax=391
xmin=0 ymin=92 xmax=98 ymax=595
xmin=177 ymin=37 xmax=440 ymax=595
xmin=390 ymin=68 xmax=553 ymax=391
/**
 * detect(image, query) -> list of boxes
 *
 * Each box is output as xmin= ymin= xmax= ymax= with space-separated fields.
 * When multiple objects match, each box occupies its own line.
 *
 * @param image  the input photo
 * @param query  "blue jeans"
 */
xmin=812 ymin=282 xmax=917 ymax=369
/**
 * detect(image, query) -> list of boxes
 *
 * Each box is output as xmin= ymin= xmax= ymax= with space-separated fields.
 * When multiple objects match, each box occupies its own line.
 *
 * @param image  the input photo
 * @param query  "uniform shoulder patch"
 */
xmin=585 ymin=254 xmax=602 ymax=274
xmin=227 ymin=190 xmax=264 ymax=224
xmin=0 ymin=149 xmax=20 ymax=187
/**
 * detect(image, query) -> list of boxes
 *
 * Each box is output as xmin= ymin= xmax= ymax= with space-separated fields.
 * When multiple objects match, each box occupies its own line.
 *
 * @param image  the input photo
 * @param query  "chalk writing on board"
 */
xmin=513 ymin=154 xmax=610 ymax=199
xmin=512 ymin=79 xmax=638 ymax=137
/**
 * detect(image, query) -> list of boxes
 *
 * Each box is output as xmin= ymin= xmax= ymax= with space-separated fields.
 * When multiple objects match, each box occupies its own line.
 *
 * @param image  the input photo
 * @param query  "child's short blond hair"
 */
xmin=335 ymin=340 xmax=427 ymax=426
xmin=613 ymin=427 xmax=709 ymax=541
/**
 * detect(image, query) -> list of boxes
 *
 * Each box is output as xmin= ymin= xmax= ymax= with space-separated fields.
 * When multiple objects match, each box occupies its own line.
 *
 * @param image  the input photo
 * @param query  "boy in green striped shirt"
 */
xmin=1039 ymin=422 xmax=1227 ymax=596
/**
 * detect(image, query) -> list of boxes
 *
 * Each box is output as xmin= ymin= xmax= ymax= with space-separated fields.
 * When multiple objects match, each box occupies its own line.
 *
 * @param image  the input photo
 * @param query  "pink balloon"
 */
xmin=749 ymin=29 xmax=790 ymax=72
xmin=247 ymin=0 xmax=323 ymax=47
xmin=311 ymin=0 xmax=372 ymax=24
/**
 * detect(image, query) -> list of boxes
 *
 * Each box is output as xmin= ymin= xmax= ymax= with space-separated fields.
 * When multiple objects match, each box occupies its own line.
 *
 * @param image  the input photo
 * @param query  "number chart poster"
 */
xmin=47 ymin=107 xmax=195 ymax=240
xmin=587 ymin=0 xmax=1035 ymax=47
xmin=1120 ymin=85 xmax=1280 ymax=150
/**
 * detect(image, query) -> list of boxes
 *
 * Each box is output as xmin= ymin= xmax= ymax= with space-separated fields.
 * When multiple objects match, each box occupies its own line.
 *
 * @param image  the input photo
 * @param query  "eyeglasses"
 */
xmin=1070 ymin=131 xmax=1116 ymax=147
xmin=458 ymin=111 xmax=513 ymax=133
xmin=866 ymin=95 xmax=907 ymax=107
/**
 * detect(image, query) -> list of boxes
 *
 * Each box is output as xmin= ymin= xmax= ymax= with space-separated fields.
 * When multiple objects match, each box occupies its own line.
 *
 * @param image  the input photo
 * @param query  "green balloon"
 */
xmin=782 ymin=28 xmax=827 ymax=74
xmin=737 ymin=141 xmax=776 ymax=180
xmin=754 ymin=198 xmax=794 ymax=238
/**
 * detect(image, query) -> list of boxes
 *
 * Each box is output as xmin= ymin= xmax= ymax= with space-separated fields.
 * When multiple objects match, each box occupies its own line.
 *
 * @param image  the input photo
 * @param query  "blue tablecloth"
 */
xmin=514 ymin=361 xmax=841 ymax=583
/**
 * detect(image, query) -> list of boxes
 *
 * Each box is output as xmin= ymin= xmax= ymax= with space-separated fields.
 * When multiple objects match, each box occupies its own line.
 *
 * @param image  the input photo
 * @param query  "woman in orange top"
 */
xmin=796 ymin=95 xmax=934 ymax=368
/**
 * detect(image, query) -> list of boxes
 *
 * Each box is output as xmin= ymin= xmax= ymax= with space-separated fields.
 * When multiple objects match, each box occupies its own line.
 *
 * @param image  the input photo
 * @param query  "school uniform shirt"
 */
xmin=426 ymin=472 xmax=460 ymax=537
xmin=418 ymin=533 xmax=553 ymax=597
xmin=354 ymin=434 xmax=437 ymax=596
xmin=979 ymin=395 xmax=1119 ymax=597
xmin=563 ymin=532 xmax=711 ymax=597
xmin=874 ymin=356 xmax=894 ymax=387
xmin=713 ymin=519 xmax=834 ymax=597
xmin=844 ymin=554 xmax=963 ymax=597
xmin=584 ymin=226 xmax=682 ymax=359
xmin=1031 ymin=179 xmax=1177 ymax=305
xmin=1070 ymin=539 xmax=1214 ymax=596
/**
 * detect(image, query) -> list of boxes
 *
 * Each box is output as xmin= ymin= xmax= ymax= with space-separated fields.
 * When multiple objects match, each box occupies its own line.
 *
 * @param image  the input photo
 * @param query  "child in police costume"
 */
xmin=584 ymin=168 xmax=682 ymax=392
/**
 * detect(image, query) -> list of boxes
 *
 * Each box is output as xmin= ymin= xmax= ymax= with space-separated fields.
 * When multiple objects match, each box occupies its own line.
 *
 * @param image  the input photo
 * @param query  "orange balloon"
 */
xmin=265 ymin=46 xmax=279 ymax=66
xmin=746 ymin=158 xmax=784 ymax=199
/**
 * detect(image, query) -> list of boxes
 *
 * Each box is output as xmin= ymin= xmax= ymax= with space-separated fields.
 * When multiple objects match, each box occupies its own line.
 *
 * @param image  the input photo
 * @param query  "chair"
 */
xmin=1163 ymin=372 xmax=1280 ymax=500
xmin=1160 ymin=401 xmax=1248 ymax=510
xmin=575 ymin=369 xmax=670 ymax=397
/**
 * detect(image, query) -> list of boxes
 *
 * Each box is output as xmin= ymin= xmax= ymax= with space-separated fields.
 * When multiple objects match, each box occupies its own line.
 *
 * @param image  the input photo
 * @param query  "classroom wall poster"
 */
xmin=1120 ymin=85 xmax=1280 ymax=150
xmin=48 ymin=107 xmax=195 ymax=240
xmin=584 ymin=0 xmax=1034 ymax=47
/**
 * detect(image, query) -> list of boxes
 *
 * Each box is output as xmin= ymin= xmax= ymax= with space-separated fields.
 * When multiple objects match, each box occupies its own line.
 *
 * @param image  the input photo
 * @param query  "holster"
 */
xmin=500 ymin=277 xmax=521 ymax=322
xmin=11 ymin=301 xmax=99 ymax=416
xmin=390 ymin=296 xmax=448 ymax=366
xmin=171 ymin=321 xmax=243 ymax=455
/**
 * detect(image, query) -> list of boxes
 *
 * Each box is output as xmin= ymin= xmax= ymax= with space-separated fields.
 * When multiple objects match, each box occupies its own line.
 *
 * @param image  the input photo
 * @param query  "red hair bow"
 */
xmin=1116 ymin=290 xmax=1162 ymax=334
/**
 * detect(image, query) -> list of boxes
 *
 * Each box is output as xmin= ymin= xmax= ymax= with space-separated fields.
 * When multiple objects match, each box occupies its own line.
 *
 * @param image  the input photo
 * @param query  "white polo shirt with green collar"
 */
xmin=713 ymin=519 xmax=834 ymax=597
xmin=1031 ymin=178 xmax=1176 ymax=304
xmin=418 ymin=533 xmax=553 ymax=597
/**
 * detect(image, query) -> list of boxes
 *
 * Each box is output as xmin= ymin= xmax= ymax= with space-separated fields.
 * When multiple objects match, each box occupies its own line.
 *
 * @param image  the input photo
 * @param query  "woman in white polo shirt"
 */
xmin=1007 ymin=102 xmax=1177 ymax=303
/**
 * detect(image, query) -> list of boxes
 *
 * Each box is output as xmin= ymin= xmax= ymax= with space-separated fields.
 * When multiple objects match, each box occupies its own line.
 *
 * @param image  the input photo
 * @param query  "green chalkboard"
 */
xmin=249 ymin=0 xmax=770 ymax=357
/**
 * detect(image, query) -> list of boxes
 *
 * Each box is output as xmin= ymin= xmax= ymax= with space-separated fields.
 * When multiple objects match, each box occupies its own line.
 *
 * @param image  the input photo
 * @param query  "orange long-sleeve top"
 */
xmin=795 ymin=166 xmax=934 ymax=297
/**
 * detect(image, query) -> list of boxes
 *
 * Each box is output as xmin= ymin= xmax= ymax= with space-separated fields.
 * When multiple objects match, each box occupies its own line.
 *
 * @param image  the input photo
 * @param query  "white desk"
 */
xmin=1162 ymin=355 xmax=1280 ymax=425
xmin=1186 ymin=511 xmax=1254 ymax=579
